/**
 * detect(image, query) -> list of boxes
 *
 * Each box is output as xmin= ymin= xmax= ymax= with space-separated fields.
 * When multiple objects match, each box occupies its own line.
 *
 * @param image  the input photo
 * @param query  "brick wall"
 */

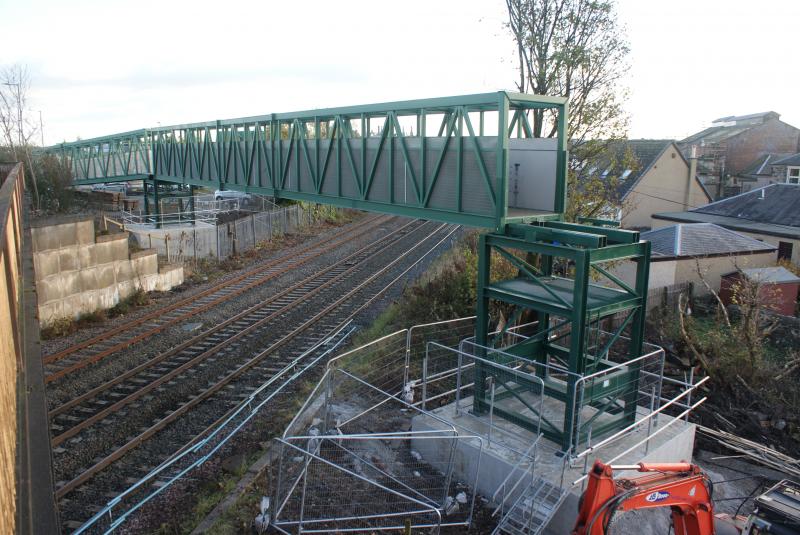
xmin=726 ymin=119 xmax=800 ymax=175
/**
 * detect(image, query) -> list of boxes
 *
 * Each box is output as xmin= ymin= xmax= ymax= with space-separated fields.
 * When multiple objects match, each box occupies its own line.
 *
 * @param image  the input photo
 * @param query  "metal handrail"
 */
xmin=74 ymin=324 xmax=356 ymax=534
xmin=571 ymin=375 xmax=710 ymax=462
xmin=571 ymin=396 xmax=707 ymax=487
xmin=490 ymin=434 xmax=542 ymax=516
xmin=273 ymin=437 xmax=444 ymax=531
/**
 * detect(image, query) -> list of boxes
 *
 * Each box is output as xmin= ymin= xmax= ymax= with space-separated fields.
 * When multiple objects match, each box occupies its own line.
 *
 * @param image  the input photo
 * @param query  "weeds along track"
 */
xmin=42 ymin=213 xmax=389 ymax=383
xmin=53 ymin=219 xmax=459 ymax=530
xmin=48 ymin=217 xmax=420 ymax=445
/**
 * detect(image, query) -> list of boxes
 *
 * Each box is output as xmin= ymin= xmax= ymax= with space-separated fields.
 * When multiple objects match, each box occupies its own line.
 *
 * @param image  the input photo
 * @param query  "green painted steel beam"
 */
xmin=506 ymin=223 xmax=607 ymax=248
xmin=545 ymin=221 xmax=640 ymax=244
xmin=51 ymin=91 xmax=570 ymax=231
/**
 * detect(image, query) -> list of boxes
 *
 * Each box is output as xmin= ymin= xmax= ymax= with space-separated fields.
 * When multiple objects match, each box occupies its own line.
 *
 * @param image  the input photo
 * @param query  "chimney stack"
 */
xmin=686 ymin=145 xmax=698 ymax=208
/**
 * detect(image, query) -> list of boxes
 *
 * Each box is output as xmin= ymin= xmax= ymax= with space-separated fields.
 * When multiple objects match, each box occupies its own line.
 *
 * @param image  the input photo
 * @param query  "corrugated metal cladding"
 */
xmin=78 ymin=135 xmax=559 ymax=226
xmin=148 ymin=137 xmax=507 ymax=218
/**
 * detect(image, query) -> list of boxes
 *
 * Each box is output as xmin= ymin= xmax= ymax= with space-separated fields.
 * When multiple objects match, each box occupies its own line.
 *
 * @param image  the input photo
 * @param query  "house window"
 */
xmin=788 ymin=167 xmax=800 ymax=184
xmin=778 ymin=241 xmax=793 ymax=261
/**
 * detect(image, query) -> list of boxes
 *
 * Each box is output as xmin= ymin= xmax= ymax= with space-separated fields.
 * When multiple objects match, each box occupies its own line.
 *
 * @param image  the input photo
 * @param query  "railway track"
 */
xmin=49 ymin=218 xmax=421 ymax=445
xmin=54 ymin=219 xmax=459 ymax=526
xmin=42 ymin=212 xmax=389 ymax=383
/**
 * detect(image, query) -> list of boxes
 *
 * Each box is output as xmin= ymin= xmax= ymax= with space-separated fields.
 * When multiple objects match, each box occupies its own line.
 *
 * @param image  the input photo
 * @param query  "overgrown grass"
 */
xmin=107 ymin=287 xmax=150 ymax=318
xmin=40 ymin=309 xmax=106 ymax=339
xmin=41 ymin=288 xmax=151 ymax=339
xmin=352 ymin=231 xmax=516 ymax=346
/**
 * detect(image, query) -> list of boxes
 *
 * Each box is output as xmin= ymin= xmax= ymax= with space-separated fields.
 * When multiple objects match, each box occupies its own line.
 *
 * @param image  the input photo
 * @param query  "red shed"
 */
xmin=720 ymin=267 xmax=800 ymax=316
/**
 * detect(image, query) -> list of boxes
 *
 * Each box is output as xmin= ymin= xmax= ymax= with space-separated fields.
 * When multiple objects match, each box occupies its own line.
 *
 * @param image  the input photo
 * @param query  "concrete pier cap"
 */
xmin=412 ymin=397 xmax=696 ymax=534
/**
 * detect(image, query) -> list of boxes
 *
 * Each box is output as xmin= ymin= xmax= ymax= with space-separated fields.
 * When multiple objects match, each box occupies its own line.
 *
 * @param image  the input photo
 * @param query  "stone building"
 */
xmin=679 ymin=112 xmax=800 ymax=198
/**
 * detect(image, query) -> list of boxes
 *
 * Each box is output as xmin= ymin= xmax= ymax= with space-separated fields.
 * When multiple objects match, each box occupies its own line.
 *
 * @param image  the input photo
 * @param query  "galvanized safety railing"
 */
xmin=272 ymin=362 xmax=484 ymax=534
xmin=119 ymin=207 xmax=223 ymax=226
xmin=568 ymin=340 xmax=666 ymax=453
xmin=272 ymin=315 xmax=709 ymax=534
xmin=72 ymin=323 xmax=356 ymax=535
xmin=567 ymin=373 xmax=708 ymax=489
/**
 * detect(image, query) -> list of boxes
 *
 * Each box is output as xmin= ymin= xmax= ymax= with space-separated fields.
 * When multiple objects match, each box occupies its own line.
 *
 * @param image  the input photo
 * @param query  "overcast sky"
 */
xmin=2 ymin=0 xmax=798 ymax=145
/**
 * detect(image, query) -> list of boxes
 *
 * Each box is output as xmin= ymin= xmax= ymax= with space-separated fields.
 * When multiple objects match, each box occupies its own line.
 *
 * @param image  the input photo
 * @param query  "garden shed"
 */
xmin=720 ymin=266 xmax=800 ymax=316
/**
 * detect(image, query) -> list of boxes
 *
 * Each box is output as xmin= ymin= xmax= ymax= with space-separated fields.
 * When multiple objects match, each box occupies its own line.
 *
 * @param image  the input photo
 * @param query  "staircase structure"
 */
xmin=494 ymin=477 xmax=568 ymax=535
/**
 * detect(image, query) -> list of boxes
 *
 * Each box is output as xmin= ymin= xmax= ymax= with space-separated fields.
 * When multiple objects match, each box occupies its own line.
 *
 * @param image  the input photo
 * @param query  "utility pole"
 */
xmin=39 ymin=110 xmax=44 ymax=146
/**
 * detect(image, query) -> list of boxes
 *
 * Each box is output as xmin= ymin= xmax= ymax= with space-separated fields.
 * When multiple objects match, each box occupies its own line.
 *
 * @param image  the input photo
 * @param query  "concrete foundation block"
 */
xmin=33 ymin=217 xmax=189 ymax=327
xmin=94 ymin=240 xmax=115 ymax=265
xmin=96 ymin=287 xmax=119 ymax=310
xmin=131 ymin=250 xmax=158 ymax=277
xmin=138 ymin=274 xmax=159 ymax=293
xmin=79 ymin=291 xmax=98 ymax=316
xmin=31 ymin=226 xmax=56 ymax=252
xmin=117 ymin=279 xmax=135 ymax=300
xmin=76 ymin=219 xmax=95 ymax=245
xmin=38 ymin=302 xmax=55 ymax=325
xmin=58 ymin=246 xmax=78 ymax=273
xmin=55 ymin=222 xmax=78 ymax=249
xmin=33 ymin=251 xmax=61 ymax=280
xmin=96 ymin=263 xmax=117 ymax=288
xmin=59 ymin=271 xmax=82 ymax=297
xmin=412 ymin=399 xmax=696 ymax=535
xmin=111 ymin=235 xmax=130 ymax=262
xmin=78 ymin=267 xmax=98 ymax=293
xmin=77 ymin=244 xmax=97 ymax=270
xmin=61 ymin=294 xmax=83 ymax=319
xmin=115 ymin=260 xmax=134 ymax=284
xmin=156 ymin=264 xmax=184 ymax=291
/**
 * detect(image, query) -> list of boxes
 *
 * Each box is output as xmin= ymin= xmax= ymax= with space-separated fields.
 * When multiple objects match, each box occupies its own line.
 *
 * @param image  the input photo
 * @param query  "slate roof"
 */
xmin=682 ymin=112 xmax=782 ymax=146
xmin=652 ymin=184 xmax=800 ymax=240
xmin=712 ymin=111 xmax=780 ymax=124
xmin=739 ymin=153 xmax=794 ymax=178
xmin=693 ymin=184 xmax=800 ymax=226
xmin=576 ymin=139 xmax=675 ymax=198
xmin=681 ymin=124 xmax=752 ymax=145
xmin=738 ymin=267 xmax=800 ymax=284
xmin=642 ymin=223 xmax=776 ymax=259
xmin=772 ymin=153 xmax=800 ymax=167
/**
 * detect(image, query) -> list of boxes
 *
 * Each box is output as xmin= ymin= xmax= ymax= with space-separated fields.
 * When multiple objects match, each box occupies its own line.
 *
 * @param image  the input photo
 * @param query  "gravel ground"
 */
xmin=44 ymin=213 xmax=398 ymax=409
xmin=55 ymin=219 xmax=464 ymax=532
xmin=40 ymin=212 xmax=368 ymax=357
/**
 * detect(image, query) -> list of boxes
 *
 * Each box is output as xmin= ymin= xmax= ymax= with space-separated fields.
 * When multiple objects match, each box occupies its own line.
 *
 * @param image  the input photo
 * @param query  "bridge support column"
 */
xmin=188 ymin=186 xmax=196 ymax=226
xmin=143 ymin=180 xmax=150 ymax=218
xmin=153 ymin=179 xmax=161 ymax=229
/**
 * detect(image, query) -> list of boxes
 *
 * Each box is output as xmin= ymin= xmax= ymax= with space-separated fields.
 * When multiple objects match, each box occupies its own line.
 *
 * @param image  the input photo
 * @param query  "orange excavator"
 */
xmin=572 ymin=460 xmax=800 ymax=535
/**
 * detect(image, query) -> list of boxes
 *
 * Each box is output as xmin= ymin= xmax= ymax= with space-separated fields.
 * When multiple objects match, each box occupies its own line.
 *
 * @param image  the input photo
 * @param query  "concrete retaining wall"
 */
xmin=31 ymin=216 xmax=184 ymax=326
xmin=124 ymin=204 xmax=326 ymax=262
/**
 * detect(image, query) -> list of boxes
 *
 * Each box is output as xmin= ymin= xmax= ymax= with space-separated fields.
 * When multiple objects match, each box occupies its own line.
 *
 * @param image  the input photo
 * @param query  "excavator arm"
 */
xmin=573 ymin=460 xmax=716 ymax=535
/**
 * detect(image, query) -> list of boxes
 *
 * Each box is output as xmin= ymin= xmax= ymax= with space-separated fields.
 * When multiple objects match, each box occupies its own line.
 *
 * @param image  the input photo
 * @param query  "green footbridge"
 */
xmin=49 ymin=91 xmax=651 ymax=452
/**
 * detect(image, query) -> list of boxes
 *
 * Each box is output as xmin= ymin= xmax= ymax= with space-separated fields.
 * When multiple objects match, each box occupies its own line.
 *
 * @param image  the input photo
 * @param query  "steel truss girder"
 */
xmin=49 ymin=92 xmax=568 ymax=231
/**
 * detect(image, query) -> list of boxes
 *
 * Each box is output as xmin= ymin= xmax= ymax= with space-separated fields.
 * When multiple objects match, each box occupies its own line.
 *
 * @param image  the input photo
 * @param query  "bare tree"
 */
xmin=504 ymin=0 xmax=632 ymax=221
xmin=504 ymin=0 xmax=629 ymax=142
xmin=678 ymin=260 xmax=782 ymax=378
xmin=0 ymin=64 xmax=40 ymax=207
